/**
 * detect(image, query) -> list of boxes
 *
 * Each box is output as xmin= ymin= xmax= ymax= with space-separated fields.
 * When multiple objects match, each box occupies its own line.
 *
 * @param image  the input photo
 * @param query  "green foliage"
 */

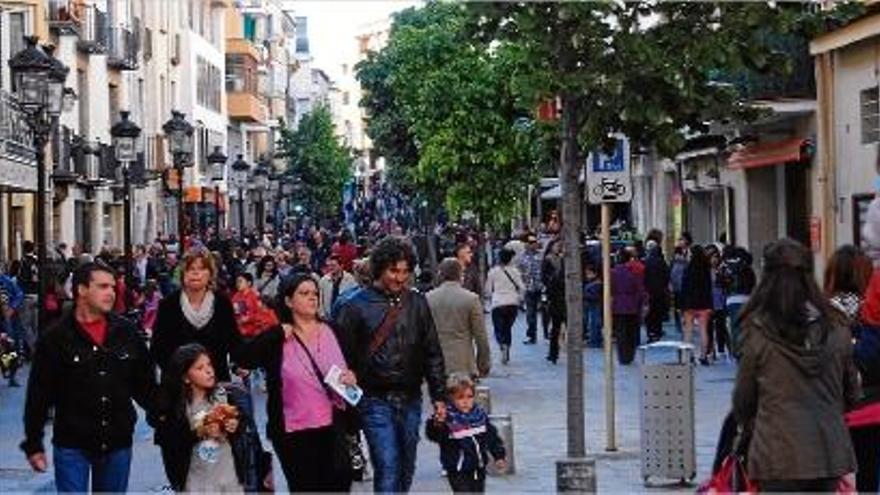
xmin=356 ymin=2 xmax=547 ymax=228
xmin=278 ymin=106 xmax=353 ymax=219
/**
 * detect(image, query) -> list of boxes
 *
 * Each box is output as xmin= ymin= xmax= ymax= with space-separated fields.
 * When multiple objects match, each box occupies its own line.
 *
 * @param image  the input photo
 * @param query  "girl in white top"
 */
xmin=484 ymin=248 xmax=524 ymax=364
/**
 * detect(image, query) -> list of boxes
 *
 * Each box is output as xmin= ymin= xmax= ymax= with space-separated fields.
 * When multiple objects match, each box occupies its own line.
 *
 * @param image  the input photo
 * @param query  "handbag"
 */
xmin=290 ymin=331 xmax=363 ymax=475
xmin=697 ymin=454 xmax=758 ymax=494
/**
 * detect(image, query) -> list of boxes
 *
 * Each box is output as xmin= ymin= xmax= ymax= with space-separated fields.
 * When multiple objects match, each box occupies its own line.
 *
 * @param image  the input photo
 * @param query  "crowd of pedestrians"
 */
xmin=2 ymin=183 xmax=879 ymax=492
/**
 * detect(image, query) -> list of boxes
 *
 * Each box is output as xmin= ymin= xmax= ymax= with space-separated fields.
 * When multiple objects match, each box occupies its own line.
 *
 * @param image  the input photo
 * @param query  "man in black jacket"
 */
xmin=333 ymin=236 xmax=446 ymax=493
xmin=20 ymin=262 xmax=157 ymax=492
xmin=644 ymin=240 xmax=671 ymax=343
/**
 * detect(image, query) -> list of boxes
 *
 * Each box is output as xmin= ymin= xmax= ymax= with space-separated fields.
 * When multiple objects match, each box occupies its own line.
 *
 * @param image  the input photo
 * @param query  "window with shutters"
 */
xmin=861 ymin=86 xmax=880 ymax=144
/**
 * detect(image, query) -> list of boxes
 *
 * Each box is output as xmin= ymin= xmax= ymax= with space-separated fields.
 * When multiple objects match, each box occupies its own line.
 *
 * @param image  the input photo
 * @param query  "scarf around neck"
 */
xmin=181 ymin=290 xmax=215 ymax=329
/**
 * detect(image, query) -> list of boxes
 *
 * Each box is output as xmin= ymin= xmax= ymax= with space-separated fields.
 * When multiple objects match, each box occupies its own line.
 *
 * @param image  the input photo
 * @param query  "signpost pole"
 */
xmin=602 ymin=202 xmax=616 ymax=451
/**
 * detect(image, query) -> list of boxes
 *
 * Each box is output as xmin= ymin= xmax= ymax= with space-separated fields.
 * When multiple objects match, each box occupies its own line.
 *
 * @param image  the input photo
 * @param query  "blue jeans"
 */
xmin=53 ymin=446 xmax=132 ymax=493
xmin=584 ymin=304 xmax=603 ymax=347
xmin=524 ymin=290 xmax=541 ymax=341
xmin=359 ymin=395 xmax=422 ymax=493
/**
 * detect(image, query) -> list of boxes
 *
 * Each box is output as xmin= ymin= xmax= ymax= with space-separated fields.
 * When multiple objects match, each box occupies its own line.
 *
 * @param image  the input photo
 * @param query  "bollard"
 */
xmin=556 ymin=457 xmax=597 ymax=493
xmin=475 ymin=384 xmax=491 ymax=414
xmin=487 ymin=414 xmax=515 ymax=475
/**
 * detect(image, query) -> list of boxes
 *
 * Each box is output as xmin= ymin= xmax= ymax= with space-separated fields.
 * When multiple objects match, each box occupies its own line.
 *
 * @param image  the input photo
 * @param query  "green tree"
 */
xmin=357 ymin=2 xmax=548 ymax=229
xmin=278 ymin=106 xmax=353 ymax=219
xmin=467 ymin=1 xmax=862 ymax=471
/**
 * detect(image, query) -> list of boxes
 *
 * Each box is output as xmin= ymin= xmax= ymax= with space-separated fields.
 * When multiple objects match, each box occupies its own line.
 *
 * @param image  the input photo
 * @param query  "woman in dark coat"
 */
xmin=680 ymin=245 xmax=713 ymax=365
xmin=733 ymin=239 xmax=858 ymax=492
xmin=542 ymin=240 xmax=566 ymax=364
xmin=151 ymin=247 xmax=246 ymax=487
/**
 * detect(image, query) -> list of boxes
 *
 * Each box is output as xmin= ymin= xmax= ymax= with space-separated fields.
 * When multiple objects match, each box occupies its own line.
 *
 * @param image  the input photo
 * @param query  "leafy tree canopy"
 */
xmin=278 ymin=106 xmax=353 ymax=219
xmin=357 ymin=2 xmax=551 ymax=227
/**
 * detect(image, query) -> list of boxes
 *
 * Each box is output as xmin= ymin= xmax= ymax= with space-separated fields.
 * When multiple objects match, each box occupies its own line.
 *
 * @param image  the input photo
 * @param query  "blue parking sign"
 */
xmin=591 ymin=141 xmax=625 ymax=172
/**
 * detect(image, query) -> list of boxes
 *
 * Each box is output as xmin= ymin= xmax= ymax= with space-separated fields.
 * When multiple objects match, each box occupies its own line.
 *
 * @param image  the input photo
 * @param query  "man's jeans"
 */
xmin=359 ymin=395 xmax=422 ymax=493
xmin=53 ymin=446 xmax=132 ymax=493
xmin=584 ymin=303 xmax=603 ymax=348
xmin=524 ymin=290 xmax=541 ymax=341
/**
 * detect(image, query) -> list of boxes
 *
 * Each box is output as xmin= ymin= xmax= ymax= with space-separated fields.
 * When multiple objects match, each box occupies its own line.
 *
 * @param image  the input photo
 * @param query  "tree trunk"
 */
xmin=560 ymin=94 xmax=586 ymax=459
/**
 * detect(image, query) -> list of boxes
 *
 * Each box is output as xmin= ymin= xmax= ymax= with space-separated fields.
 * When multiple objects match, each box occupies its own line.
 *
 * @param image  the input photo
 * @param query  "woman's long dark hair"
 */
xmin=275 ymin=273 xmax=320 ymax=325
xmin=824 ymin=245 xmax=872 ymax=297
xmin=739 ymin=239 xmax=840 ymax=345
xmin=257 ymin=255 xmax=277 ymax=279
xmin=688 ymin=245 xmax=711 ymax=280
xmin=163 ymin=343 xmax=214 ymax=421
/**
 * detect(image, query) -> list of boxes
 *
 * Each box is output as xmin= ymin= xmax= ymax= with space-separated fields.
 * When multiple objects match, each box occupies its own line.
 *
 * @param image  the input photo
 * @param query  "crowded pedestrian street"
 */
xmin=2 ymin=0 xmax=880 ymax=493
xmin=1 ymin=315 xmax=736 ymax=493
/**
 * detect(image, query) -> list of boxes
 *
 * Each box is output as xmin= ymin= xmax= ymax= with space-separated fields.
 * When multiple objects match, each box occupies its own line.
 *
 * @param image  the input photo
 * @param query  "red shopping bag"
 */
xmin=697 ymin=455 xmax=758 ymax=494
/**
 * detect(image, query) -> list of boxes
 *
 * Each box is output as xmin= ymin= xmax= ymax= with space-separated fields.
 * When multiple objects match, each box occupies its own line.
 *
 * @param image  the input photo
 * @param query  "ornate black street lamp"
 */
xmin=110 ymin=111 xmax=141 ymax=305
xmin=252 ymin=160 xmax=269 ymax=238
xmin=8 ymin=36 xmax=68 ymax=332
xmin=230 ymin=154 xmax=250 ymax=237
xmin=162 ymin=111 xmax=194 ymax=249
xmin=268 ymin=170 xmax=281 ymax=234
xmin=207 ymin=146 xmax=227 ymax=243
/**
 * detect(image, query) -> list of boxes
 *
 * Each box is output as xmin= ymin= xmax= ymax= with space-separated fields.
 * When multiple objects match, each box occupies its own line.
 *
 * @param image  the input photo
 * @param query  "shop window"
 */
xmin=860 ymin=86 xmax=880 ymax=144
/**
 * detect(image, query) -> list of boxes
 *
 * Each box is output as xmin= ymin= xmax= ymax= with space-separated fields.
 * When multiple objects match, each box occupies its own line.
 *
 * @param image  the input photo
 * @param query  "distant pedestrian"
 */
xmin=319 ymin=255 xmax=357 ymax=318
xmin=719 ymin=246 xmax=756 ymax=358
xmin=680 ymin=245 xmax=713 ymax=365
xmin=517 ymin=235 xmax=543 ymax=345
xmin=643 ymin=240 xmax=670 ymax=343
xmin=0 ymin=270 xmax=25 ymax=386
xmin=21 ymin=262 xmax=158 ymax=492
xmin=485 ymin=248 xmax=524 ymax=364
xmin=455 ymin=241 xmax=482 ymax=296
xmin=611 ymin=249 xmax=646 ymax=365
xmin=733 ymin=239 xmax=858 ymax=492
xmin=583 ymin=264 xmax=603 ymax=348
xmin=333 ymin=236 xmax=447 ymax=493
xmin=542 ymin=240 xmax=565 ymax=364
xmin=426 ymin=374 xmax=506 ymax=493
xmin=428 ymin=258 xmax=491 ymax=376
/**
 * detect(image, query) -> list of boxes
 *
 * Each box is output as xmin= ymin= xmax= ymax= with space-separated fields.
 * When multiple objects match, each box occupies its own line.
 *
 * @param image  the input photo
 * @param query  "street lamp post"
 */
xmin=252 ymin=161 xmax=269 ymax=239
xmin=162 ymin=111 xmax=194 ymax=250
xmin=281 ymin=176 xmax=295 ymax=234
xmin=110 ymin=111 xmax=141 ymax=307
xmin=231 ymin=154 xmax=250 ymax=238
xmin=8 ymin=36 xmax=67 ymax=333
xmin=207 ymin=146 xmax=227 ymax=244
xmin=268 ymin=171 xmax=280 ymax=234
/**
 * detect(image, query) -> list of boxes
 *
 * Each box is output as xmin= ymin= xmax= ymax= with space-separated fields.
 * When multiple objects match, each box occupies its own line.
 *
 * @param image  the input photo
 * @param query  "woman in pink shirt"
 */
xmin=237 ymin=273 xmax=358 ymax=492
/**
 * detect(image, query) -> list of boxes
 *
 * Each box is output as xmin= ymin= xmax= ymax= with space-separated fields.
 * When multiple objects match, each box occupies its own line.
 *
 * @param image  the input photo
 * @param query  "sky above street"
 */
xmin=289 ymin=0 xmax=420 ymax=80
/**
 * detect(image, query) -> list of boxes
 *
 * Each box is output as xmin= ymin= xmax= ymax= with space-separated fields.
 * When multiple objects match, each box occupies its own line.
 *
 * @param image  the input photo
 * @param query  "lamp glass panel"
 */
xmin=19 ymin=72 xmax=47 ymax=108
xmin=115 ymin=136 xmax=136 ymax=162
xmin=47 ymin=81 xmax=64 ymax=116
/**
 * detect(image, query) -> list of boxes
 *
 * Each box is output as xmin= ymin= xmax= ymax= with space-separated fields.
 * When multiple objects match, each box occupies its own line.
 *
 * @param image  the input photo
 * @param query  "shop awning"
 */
xmin=541 ymin=184 xmax=561 ymax=200
xmin=727 ymin=138 xmax=811 ymax=169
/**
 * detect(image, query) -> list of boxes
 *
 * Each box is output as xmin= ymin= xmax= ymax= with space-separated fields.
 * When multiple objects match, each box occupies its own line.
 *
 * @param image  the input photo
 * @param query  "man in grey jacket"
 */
xmin=426 ymin=258 xmax=491 ymax=378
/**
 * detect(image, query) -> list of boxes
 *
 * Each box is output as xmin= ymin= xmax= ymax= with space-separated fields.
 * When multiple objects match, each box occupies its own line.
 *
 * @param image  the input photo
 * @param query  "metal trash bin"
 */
xmin=638 ymin=342 xmax=696 ymax=485
xmin=487 ymin=414 xmax=515 ymax=476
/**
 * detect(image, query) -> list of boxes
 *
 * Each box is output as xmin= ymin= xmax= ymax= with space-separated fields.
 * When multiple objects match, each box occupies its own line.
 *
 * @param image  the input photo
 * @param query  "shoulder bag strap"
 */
xmin=368 ymin=294 xmax=406 ymax=356
xmin=290 ymin=330 xmax=336 ymax=400
xmin=501 ymin=268 xmax=522 ymax=293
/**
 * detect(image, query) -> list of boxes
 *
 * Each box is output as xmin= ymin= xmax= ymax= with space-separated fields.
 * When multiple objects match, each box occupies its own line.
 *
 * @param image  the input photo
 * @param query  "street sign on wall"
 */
xmin=586 ymin=138 xmax=633 ymax=204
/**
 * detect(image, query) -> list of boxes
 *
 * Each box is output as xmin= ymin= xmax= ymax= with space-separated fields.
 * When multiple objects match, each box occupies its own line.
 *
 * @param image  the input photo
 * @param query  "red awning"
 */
xmin=727 ymin=138 xmax=811 ymax=169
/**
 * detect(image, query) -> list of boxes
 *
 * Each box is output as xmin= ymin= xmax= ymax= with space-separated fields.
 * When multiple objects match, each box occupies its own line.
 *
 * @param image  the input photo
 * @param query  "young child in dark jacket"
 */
xmin=426 ymin=374 xmax=507 ymax=493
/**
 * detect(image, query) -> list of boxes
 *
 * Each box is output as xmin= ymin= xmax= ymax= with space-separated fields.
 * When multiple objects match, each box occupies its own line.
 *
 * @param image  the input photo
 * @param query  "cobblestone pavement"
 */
xmin=0 ymin=313 xmax=735 ymax=493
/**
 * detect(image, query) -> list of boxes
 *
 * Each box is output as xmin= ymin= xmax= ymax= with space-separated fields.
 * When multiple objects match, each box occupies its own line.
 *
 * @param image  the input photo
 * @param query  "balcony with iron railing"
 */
xmin=77 ymin=5 xmax=108 ymax=54
xmin=0 ymin=91 xmax=36 ymax=164
xmin=108 ymin=24 xmax=140 ymax=70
